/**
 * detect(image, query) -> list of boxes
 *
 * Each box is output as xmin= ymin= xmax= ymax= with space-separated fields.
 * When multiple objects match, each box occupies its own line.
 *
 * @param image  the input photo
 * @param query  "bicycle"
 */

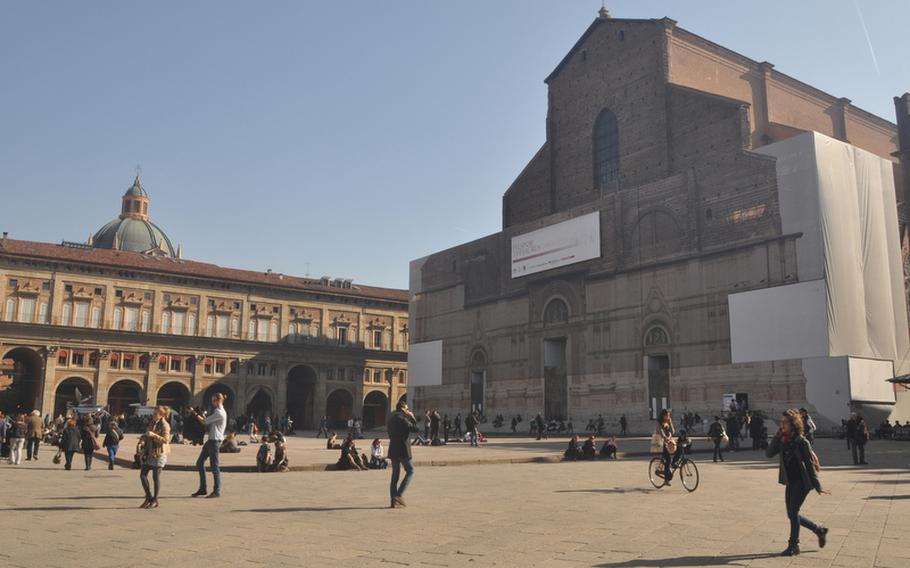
xmin=649 ymin=452 xmax=699 ymax=492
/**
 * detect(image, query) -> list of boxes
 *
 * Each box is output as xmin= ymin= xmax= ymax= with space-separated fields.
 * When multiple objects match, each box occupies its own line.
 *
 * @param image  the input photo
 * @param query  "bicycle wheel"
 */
xmin=648 ymin=457 xmax=667 ymax=489
xmin=680 ymin=459 xmax=699 ymax=492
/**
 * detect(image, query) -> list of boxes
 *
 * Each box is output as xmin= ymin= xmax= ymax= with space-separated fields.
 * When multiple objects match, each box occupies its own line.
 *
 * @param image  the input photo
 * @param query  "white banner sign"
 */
xmin=511 ymin=212 xmax=601 ymax=278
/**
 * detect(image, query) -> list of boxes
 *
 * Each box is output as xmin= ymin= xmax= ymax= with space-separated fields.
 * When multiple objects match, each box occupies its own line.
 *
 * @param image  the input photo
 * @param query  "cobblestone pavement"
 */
xmin=0 ymin=439 xmax=907 ymax=567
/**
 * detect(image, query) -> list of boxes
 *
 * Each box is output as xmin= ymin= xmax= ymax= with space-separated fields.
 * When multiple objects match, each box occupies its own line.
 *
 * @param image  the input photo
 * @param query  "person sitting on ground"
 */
xmin=326 ymin=432 xmax=341 ymax=450
xmin=271 ymin=440 xmax=289 ymax=472
xmin=256 ymin=439 xmax=272 ymax=472
xmin=219 ymin=432 xmax=241 ymax=453
xmin=337 ymin=436 xmax=367 ymax=470
xmin=582 ymin=435 xmax=597 ymax=459
xmin=563 ymin=435 xmax=582 ymax=461
xmin=600 ymin=435 xmax=618 ymax=459
xmin=370 ymin=438 xmax=388 ymax=469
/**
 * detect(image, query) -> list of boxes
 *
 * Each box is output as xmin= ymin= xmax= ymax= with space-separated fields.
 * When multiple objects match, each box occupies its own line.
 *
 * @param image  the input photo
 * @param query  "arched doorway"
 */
xmin=108 ymin=379 xmax=143 ymax=416
xmin=157 ymin=381 xmax=191 ymax=412
xmin=54 ymin=377 xmax=94 ymax=418
xmin=325 ymin=389 xmax=353 ymax=428
xmin=202 ymin=383 xmax=234 ymax=415
xmin=287 ymin=365 xmax=317 ymax=430
xmin=246 ymin=388 xmax=273 ymax=424
xmin=363 ymin=391 xmax=388 ymax=429
xmin=0 ymin=347 xmax=44 ymax=414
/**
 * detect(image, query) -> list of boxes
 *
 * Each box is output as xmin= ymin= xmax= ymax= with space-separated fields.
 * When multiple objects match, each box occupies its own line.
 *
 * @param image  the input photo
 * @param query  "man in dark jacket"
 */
xmin=387 ymin=400 xmax=418 ymax=508
xmin=852 ymin=415 xmax=869 ymax=465
xmin=845 ymin=414 xmax=857 ymax=451
xmin=465 ymin=411 xmax=479 ymax=447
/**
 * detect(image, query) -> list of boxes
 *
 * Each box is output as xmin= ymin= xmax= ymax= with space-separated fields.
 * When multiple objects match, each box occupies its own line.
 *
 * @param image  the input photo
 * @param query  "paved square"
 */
xmin=0 ymin=438 xmax=907 ymax=568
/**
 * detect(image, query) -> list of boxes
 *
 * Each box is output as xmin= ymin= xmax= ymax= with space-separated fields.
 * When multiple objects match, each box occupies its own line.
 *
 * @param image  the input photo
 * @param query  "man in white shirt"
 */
xmin=192 ymin=392 xmax=227 ymax=498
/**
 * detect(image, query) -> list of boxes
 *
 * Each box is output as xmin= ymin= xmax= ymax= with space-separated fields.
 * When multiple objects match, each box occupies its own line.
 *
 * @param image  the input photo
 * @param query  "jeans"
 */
xmin=196 ymin=439 xmax=221 ymax=493
xmin=470 ymin=428 xmax=479 ymax=447
xmin=107 ymin=445 xmax=119 ymax=465
xmin=26 ymin=438 xmax=40 ymax=459
xmin=785 ymin=483 xmax=819 ymax=546
xmin=10 ymin=438 xmax=24 ymax=464
xmin=852 ymin=442 xmax=866 ymax=464
xmin=390 ymin=458 xmax=414 ymax=498
xmin=661 ymin=447 xmax=674 ymax=481
xmin=713 ymin=438 xmax=724 ymax=462
xmin=83 ymin=449 xmax=93 ymax=470
xmin=64 ymin=450 xmax=76 ymax=470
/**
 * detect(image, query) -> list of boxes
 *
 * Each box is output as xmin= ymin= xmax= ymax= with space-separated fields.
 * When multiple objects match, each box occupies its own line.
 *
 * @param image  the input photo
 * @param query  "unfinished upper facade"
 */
xmin=410 ymin=13 xmax=910 ymax=432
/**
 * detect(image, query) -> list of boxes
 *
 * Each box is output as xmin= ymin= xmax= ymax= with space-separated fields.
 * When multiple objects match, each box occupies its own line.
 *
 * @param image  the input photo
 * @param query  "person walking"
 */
xmin=59 ymin=417 xmax=81 ymax=470
xmin=316 ymin=415 xmax=329 ymax=438
xmin=452 ymin=413 xmax=463 ymax=437
xmin=534 ymin=413 xmax=546 ymax=441
xmin=619 ymin=414 xmax=628 ymax=436
xmin=192 ymin=392 xmax=227 ymax=499
xmin=766 ymin=409 xmax=828 ymax=556
xmin=443 ymin=413 xmax=451 ymax=443
xmin=799 ymin=408 xmax=817 ymax=443
xmin=104 ymin=419 xmax=124 ymax=470
xmin=466 ymin=411 xmax=479 ymax=447
xmin=138 ymin=406 xmax=171 ymax=509
xmin=26 ymin=410 xmax=43 ymax=461
xmin=852 ymin=415 xmax=870 ymax=465
xmin=80 ymin=415 xmax=99 ymax=471
xmin=388 ymin=400 xmax=418 ymax=508
xmin=708 ymin=416 xmax=726 ymax=462
xmin=430 ymin=410 xmax=440 ymax=441
xmin=845 ymin=413 xmax=857 ymax=451
xmin=8 ymin=414 xmax=27 ymax=465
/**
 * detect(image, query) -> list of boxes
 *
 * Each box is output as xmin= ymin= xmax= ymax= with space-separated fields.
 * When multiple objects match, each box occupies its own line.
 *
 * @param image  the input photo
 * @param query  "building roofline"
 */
xmin=0 ymin=237 xmax=408 ymax=304
xmin=544 ymin=16 xmax=896 ymax=132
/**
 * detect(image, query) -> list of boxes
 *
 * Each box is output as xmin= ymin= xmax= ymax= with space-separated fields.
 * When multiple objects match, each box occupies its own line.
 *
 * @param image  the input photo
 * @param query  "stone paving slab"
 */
xmin=0 ymin=439 xmax=907 ymax=567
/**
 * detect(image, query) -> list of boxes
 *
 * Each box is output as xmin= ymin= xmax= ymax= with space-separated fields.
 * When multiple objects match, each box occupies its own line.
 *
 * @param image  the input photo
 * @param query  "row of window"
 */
xmin=3 ymin=296 xmax=407 ymax=348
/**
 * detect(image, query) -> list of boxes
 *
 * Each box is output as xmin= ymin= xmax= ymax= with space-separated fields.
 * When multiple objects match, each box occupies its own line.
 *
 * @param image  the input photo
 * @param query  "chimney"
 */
xmin=894 ymin=93 xmax=910 ymax=227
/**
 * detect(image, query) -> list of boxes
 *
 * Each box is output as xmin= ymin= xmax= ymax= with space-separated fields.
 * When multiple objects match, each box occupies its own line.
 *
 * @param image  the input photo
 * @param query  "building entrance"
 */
xmin=544 ymin=338 xmax=567 ymax=420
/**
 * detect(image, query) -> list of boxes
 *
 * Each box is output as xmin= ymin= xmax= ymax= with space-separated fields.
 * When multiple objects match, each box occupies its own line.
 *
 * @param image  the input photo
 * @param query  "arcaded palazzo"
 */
xmin=410 ymin=11 xmax=910 ymax=433
xmin=0 ymin=176 xmax=408 ymax=429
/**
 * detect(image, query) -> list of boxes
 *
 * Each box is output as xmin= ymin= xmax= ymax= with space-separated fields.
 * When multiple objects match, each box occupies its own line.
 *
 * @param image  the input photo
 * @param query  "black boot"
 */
xmin=817 ymin=527 xmax=828 ymax=548
xmin=781 ymin=543 xmax=800 ymax=556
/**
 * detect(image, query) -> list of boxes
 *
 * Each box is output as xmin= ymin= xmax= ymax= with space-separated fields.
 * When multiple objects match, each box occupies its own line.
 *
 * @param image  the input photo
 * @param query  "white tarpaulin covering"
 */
xmin=731 ymin=132 xmax=910 ymax=375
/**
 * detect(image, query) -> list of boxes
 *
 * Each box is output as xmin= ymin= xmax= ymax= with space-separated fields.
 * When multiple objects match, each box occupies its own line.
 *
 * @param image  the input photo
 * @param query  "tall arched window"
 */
xmin=593 ymin=108 xmax=620 ymax=189
xmin=543 ymin=298 xmax=569 ymax=326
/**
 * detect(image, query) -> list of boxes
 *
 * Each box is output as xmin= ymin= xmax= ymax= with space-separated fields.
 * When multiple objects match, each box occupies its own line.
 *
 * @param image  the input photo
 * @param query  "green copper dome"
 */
xmin=91 ymin=175 xmax=177 ymax=257
xmin=92 ymin=217 xmax=176 ymax=256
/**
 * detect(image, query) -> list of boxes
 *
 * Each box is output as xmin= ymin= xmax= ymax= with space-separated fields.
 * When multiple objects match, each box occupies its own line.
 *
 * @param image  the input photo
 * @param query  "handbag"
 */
xmin=92 ymin=435 xmax=101 ymax=451
xmin=53 ymin=449 xmax=62 ymax=465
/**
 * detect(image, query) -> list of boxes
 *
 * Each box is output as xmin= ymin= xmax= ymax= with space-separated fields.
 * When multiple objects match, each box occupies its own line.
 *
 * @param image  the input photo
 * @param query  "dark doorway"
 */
xmin=156 ymin=382 xmax=191 ymax=411
xmin=287 ymin=365 xmax=317 ymax=430
xmin=543 ymin=338 xmax=568 ymax=420
xmin=202 ymin=383 xmax=235 ymax=415
xmin=326 ymin=389 xmax=353 ymax=428
xmin=470 ymin=371 xmax=484 ymax=415
xmin=647 ymin=355 xmax=670 ymax=420
xmin=108 ymin=380 xmax=142 ymax=416
xmin=246 ymin=388 xmax=273 ymax=424
xmin=0 ymin=347 xmax=43 ymax=414
xmin=363 ymin=391 xmax=388 ymax=429
xmin=54 ymin=377 xmax=94 ymax=418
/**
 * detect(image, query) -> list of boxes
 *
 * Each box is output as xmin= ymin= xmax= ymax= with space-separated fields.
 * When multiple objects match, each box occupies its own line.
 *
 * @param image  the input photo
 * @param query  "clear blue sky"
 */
xmin=1 ymin=1 xmax=907 ymax=290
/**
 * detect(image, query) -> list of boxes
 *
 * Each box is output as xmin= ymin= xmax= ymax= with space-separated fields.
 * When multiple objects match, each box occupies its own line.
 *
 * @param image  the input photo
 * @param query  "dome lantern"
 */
xmin=92 ymin=175 xmax=177 ymax=257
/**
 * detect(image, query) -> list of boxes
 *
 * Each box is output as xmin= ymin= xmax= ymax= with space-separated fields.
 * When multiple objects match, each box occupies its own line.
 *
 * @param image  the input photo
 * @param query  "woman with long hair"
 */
xmin=766 ymin=409 xmax=829 ymax=556
xmin=139 ymin=406 xmax=171 ymax=509
xmin=79 ymin=415 xmax=99 ymax=470
xmin=653 ymin=409 xmax=676 ymax=484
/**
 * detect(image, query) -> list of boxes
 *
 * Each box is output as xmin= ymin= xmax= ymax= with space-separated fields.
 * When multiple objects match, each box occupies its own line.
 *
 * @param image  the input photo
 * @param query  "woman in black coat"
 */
xmin=766 ymin=409 xmax=829 ymax=556
xmin=79 ymin=415 xmax=99 ymax=471
xmin=59 ymin=417 xmax=81 ymax=470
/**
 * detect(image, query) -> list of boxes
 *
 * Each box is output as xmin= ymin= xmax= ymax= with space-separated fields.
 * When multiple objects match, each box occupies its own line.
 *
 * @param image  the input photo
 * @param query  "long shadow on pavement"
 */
xmin=232 ymin=506 xmax=387 ymax=513
xmin=596 ymin=552 xmax=780 ymax=567
xmin=0 ymin=505 xmax=133 ymax=511
xmin=555 ymin=488 xmax=658 ymax=495
xmin=867 ymin=495 xmax=910 ymax=500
